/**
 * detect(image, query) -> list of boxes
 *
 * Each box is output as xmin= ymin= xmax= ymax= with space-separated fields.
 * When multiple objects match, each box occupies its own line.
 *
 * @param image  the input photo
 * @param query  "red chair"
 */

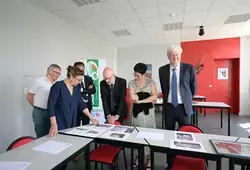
xmin=125 ymin=88 xmax=131 ymax=120
xmin=172 ymin=125 xmax=207 ymax=170
xmin=89 ymin=121 xmax=127 ymax=170
xmin=6 ymin=136 xmax=35 ymax=151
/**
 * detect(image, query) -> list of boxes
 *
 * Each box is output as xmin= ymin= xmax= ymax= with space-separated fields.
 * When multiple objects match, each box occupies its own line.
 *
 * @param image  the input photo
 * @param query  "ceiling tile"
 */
xmin=162 ymin=13 xmax=184 ymax=24
xmin=181 ymin=28 xmax=198 ymax=41
xmin=141 ymin=17 xmax=162 ymax=27
xmin=46 ymin=0 xmax=77 ymax=11
xmin=115 ymin=10 xmax=140 ymax=24
xmin=101 ymin=0 xmax=132 ymax=13
xmin=233 ymin=3 xmax=250 ymax=15
xmin=157 ymin=0 xmax=185 ymax=6
xmin=135 ymin=6 xmax=160 ymax=19
xmin=76 ymin=17 xmax=99 ymax=29
xmin=159 ymin=2 xmax=184 ymax=16
xmin=212 ymin=0 xmax=241 ymax=8
xmin=183 ymin=11 xmax=208 ymax=28
xmin=130 ymin=0 xmax=157 ymax=10
xmin=165 ymin=30 xmax=181 ymax=42
xmin=185 ymin=0 xmax=214 ymax=12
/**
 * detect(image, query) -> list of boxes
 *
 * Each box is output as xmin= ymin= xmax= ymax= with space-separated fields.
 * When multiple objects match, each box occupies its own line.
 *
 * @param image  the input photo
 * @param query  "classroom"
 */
xmin=1 ymin=0 xmax=250 ymax=170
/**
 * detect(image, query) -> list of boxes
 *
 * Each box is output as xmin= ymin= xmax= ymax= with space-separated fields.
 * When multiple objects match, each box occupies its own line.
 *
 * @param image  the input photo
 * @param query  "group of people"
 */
xmin=26 ymin=44 xmax=197 ymax=170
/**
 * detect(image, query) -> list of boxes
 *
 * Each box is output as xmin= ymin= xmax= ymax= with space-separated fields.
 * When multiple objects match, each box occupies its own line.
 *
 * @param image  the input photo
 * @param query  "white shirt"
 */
xmin=29 ymin=77 xmax=53 ymax=109
xmin=168 ymin=64 xmax=183 ymax=104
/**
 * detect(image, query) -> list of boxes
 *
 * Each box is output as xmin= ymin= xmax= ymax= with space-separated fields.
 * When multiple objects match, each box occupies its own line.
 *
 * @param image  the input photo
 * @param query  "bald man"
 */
xmin=100 ymin=67 xmax=128 ymax=124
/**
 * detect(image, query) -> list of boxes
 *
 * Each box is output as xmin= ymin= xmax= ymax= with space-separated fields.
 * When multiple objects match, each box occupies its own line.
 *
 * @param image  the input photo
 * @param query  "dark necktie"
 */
xmin=172 ymin=68 xmax=178 ymax=107
xmin=110 ymin=84 xmax=115 ymax=113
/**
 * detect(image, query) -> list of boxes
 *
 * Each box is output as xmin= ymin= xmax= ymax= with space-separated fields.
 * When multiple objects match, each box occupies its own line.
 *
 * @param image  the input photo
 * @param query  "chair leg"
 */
xmin=123 ymin=148 xmax=128 ymax=170
xmin=95 ymin=162 xmax=97 ymax=170
xmin=101 ymin=163 xmax=104 ymax=170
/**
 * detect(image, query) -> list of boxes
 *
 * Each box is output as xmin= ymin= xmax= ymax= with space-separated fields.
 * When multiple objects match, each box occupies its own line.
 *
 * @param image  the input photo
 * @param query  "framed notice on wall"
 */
xmin=145 ymin=64 xmax=152 ymax=78
xmin=218 ymin=68 xmax=228 ymax=80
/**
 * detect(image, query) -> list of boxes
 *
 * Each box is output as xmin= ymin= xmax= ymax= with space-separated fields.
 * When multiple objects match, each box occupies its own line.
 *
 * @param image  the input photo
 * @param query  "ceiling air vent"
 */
xmin=224 ymin=13 xmax=250 ymax=24
xmin=71 ymin=0 xmax=105 ymax=7
xmin=112 ymin=29 xmax=131 ymax=37
xmin=163 ymin=22 xmax=183 ymax=31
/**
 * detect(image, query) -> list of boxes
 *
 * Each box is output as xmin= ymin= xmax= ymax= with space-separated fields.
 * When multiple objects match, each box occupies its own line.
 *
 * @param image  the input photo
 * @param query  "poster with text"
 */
xmin=145 ymin=64 xmax=152 ymax=78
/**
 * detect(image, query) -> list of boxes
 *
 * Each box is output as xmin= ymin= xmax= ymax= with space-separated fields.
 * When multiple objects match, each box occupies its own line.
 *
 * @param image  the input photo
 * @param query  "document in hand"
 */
xmin=32 ymin=141 xmax=72 ymax=155
xmin=211 ymin=139 xmax=250 ymax=158
xmin=170 ymin=140 xmax=205 ymax=152
xmin=0 ymin=161 xmax=31 ymax=170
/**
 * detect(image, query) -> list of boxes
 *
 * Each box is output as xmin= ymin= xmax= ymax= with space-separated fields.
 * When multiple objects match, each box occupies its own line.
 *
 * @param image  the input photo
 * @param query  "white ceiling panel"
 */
xmin=212 ymin=0 xmax=242 ymax=8
xmin=233 ymin=3 xmax=250 ymax=15
xmin=185 ymin=0 xmax=214 ymax=12
xmin=141 ymin=17 xmax=162 ymax=27
xmin=135 ymin=6 xmax=160 ymax=19
xmin=165 ymin=30 xmax=181 ymax=42
xmin=46 ymin=0 xmax=77 ymax=11
xmin=242 ymin=0 xmax=250 ymax=3
xmin=115 ymin=10 xmax=140 ymax=24
xmin=181 ymin=28 xmax=198 ymax=41
xmin=129 ymin=0 xmax=157 ymax=10
xmin=183 ymin=11 xmax=208 ymax=28
xmin=76 ymin=17 xmax=99 ymax=29
xmin=101 ymin=0 xmax=132 ymax=13
xmin=162 ymin=13 xmax=184 ymax=24
xmin=159 ymin=2 xmax=184 ymax=16
xmin=157 ymin=0 xmax=185 ymax=6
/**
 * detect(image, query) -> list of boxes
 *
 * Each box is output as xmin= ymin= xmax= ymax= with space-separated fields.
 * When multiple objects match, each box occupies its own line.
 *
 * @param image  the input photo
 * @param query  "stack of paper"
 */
xmin=0 ymin=161 xmax=31 ymax=170
xmin=101 ymin=126 xmax=135 ymax=141
xmin=170 ymin=132 xmax=205 ymax=152
xmin=32 ymin=141 xmax=72 ymax=155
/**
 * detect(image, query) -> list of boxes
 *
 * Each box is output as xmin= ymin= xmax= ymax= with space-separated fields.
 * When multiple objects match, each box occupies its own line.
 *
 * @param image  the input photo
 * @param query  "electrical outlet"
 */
xmin=24 ymin=88 xmax=28 ymax=95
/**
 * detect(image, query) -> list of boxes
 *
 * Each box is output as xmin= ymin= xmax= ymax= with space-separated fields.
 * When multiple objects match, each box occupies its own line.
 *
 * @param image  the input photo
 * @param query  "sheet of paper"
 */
xmin=110 ymin=126 xmax=134 ymax=133
xmin=239 ymin=123 xmax=250 ymax=129
xmin=0 ymin=161 xmax=31 ymax=170
xmin=32 ymin=141 xmax=72 ymax=155
xmin=101 ymin=131 xmax=131 ymax=141
xmin=174 ymin=132 xmax=196 ymax=142
xmin=136 ymin=132 xmax=164 ymax=141
xmin=84 ymin=128 xmax=107 ymax=138
xmin=170 ymin=140 xmax=205 ymax=152
xmin=65 ymin=127 xmax=89 ymax=136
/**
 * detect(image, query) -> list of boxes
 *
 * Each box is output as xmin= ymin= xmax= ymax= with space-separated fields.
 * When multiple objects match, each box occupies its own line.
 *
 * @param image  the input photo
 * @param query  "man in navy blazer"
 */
xmin=159 ymin=45 xmax=197 ymax=170
xmin=74 ymin=61 xmax=96 ymax=125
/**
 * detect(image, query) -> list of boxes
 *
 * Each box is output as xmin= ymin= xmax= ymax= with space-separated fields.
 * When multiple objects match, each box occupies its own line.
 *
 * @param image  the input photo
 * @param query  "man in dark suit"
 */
xmin=159 ymin=45 xmax=197 ymax=170
xmin=100 ymin=67 xmax=128 ymax=124
xmin=74 ymin=61 xmax=96 ymax=125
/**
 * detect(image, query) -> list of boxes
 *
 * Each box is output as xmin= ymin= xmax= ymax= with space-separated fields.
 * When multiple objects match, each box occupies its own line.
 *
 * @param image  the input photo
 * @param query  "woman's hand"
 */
xmin=91 ymin=118 xmax=99 ymax=125
xmin=49 ymin=124 xmax=58 ymax=138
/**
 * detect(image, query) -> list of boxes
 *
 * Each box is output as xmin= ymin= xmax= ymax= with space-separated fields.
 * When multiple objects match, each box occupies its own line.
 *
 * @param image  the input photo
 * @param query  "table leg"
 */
xmin=162 ymin=109 xmax=165 ymax=129
xmin=195 ymin=107 xmax=199 ymax=126
xmin=138 ymin=148 xmax=145 ymax=170
xmin=216 ymin=159 xmax=221 ymax=170
xmin=84 ymin=144 xmax=90 ymax=170
xmin=221 ymin=109 xmax=223 ymax=128
xmin=204 ymin=98 xmax=207 ymax=117
xmin=228 ymin=108 xmax=231 ymax=136
xmin=151 ymin=150 xmax=154 ymax=170
xmin=229 ymin=159 xmax=235 ymax=170
xmin=131 ymin=149 xmax=134 ymax=170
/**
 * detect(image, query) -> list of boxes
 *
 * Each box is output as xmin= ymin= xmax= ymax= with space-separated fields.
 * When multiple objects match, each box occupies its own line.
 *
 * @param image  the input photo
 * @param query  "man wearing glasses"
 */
xmin=27 ymin=64 xmax=61 ymax=138
xmin=100 ymin=67 xmax=128 ymax=124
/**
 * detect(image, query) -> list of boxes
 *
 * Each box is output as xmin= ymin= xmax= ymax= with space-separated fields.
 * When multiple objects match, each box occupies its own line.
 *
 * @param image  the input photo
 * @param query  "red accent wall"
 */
xmin=181 ymin=38 xmax=240 ymax=114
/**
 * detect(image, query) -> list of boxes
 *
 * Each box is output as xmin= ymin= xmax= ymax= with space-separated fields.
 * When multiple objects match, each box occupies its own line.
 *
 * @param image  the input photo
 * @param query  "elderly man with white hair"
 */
xmin=159 ymin=45 xmax=197 ymax=170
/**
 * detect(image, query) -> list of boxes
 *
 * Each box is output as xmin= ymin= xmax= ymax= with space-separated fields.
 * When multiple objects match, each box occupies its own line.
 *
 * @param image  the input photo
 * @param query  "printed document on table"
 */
xmin=0 ymin=161 xmax=31 ymax=170
xmin=170 ymin=140 xmax=205 ymax=152
xmin=174 ymin=132 xmax=196 ymax=142
xmin=101 ymin=131 xmax=131 ymax=141
xmin=32 ymin=141 xmax=72 ymax=155
xmin=136 ymin=132 xmax=164 ymax=141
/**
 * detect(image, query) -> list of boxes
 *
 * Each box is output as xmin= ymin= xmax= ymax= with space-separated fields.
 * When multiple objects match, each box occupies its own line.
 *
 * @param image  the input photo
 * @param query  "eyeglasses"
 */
xmin=52 ymin=70 xmax=61 ymax=75
xmin=74 ymin=77 xmax=82 ymax=82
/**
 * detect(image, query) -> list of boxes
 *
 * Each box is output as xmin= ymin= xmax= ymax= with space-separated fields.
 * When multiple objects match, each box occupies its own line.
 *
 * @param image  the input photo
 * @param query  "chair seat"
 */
xmin=90 ymin=144 xmax=121 ymax=164
xmin=173 ymin=156 xmax=206 ymax=170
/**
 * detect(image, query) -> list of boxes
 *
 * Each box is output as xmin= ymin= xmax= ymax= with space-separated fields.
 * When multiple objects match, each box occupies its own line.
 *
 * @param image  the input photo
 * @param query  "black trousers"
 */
xmin=164 ymin=103 xmax=191 ymax=168
xmin=76 ymin=108 xmax=91 ymax=126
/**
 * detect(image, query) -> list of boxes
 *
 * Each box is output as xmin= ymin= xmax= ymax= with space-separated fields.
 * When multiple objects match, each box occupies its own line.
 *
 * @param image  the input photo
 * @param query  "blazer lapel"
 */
xmin=113 ymin=77 xmax=119 ymax=97
xmin=180 ymin=62 xmax=185 ymax=88
xmin=166 ymin=64 xmax=170 ymax=89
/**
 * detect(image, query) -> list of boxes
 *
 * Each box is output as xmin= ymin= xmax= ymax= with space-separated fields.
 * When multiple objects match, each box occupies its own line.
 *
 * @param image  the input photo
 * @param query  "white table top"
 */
xmin=192 ymin=101 xmax=231 ymax=108
xmin=0 ymin=134 xmax=93 ymax=170
xmin=136 ymin=127 xmax=237 ymax=155
xmin=193 ymin=95 xmax=206 ymax=99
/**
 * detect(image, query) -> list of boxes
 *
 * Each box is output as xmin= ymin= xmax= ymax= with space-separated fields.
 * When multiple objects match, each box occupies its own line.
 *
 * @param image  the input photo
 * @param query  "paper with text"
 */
xmin=32 ymin=141 xmax=72 ymax=155
xmin=136 ymin=132 xmax=164 ymax=141
xmin=0 ymin=161 xmax=31 ymax=170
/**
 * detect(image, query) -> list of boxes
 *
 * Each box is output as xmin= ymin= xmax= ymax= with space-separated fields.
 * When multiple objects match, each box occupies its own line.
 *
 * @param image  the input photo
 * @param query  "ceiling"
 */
xmin=28 ymin=0 xmax=250 ymax=47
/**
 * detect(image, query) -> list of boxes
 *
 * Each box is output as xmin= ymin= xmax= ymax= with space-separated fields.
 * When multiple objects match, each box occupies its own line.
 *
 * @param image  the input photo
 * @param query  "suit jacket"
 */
xmin=79 ymin=75 xmax=96 ymax=110
xmin=159 ymin=62 xmax=197 ymax=116
xmin=100 ymin=76 xmax=128 ymax=123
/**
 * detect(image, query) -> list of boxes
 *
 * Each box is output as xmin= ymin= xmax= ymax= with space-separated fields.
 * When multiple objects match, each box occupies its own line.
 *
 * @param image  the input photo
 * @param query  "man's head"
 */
xmin=47 ymin=64 xmax=61 ymax=82
xmin=103 ymin=67 xmax=115 ymax=85
xmin=167 ymin=45 xmax=182 ymax=67
xmin=74 ymin=62 xmax=85 ymax=75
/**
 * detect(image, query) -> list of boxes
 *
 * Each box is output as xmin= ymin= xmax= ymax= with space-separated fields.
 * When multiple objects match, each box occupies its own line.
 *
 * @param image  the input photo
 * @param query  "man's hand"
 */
xmin=107 ymin=116 xmax=117 ymax=124
xmin=88 ymin=85 xmax=93 ymax=89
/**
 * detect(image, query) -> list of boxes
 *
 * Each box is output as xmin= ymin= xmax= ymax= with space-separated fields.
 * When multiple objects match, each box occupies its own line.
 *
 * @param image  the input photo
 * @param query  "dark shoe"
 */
xmin=165 ymin=167 xmax=172 ymax=170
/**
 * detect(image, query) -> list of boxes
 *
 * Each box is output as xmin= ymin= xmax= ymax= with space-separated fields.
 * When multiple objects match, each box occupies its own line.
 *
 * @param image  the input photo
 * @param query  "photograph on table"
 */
xmin=170 ymin=140 xmax=205 ymax=152
xmin=95 ymin=124 xmax=113 ymax=129
xmin=110 ymin=126 xmax=134 ymax=133
xmin=65 ymin=127 xmax=89 ymax=136
xmin=175 ymin=132 xmax=196 ymax=142
xmin=101 ymin=131 xmax=131 ymax=141
xmin=211 ymin=139 xmax=250 ymax=158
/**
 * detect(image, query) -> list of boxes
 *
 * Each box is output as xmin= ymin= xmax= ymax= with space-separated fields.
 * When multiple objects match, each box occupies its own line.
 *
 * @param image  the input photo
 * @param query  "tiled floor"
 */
xmin=67 ymin=112 xmax=250 ymax=170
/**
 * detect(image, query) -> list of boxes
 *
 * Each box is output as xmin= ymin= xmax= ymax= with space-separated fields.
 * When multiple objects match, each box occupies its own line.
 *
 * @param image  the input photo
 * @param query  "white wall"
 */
xmin=240 ymin=36 xmax=250 ymax=115
xmin=0 ymin=0 xmax=116 ymax=153
xmin=117 ymin=43 xmax=179 ymax=91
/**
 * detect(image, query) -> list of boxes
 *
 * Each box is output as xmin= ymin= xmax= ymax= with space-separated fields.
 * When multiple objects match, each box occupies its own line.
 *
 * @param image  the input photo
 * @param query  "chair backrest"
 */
xmin=6 ymin=136 xmax=35 ymax=151
xmin=125 ymin=88 xmax=131 ymax=119
xmin=177 ymin=124 xmax=203 ymax=134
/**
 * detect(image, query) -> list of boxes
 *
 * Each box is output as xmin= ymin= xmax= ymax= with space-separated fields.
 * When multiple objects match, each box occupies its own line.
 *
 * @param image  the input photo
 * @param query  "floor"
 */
xmin=67 ymin=111 xmax=250 ymax=170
